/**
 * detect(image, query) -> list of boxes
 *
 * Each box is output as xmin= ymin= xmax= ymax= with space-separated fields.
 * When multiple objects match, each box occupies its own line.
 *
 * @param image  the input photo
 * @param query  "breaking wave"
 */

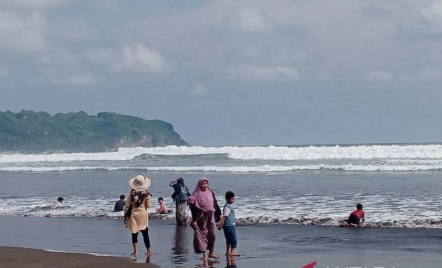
xmin=1 ymin=144 xmax=442 ymax=163
xmin=2 ymin=164 xmax=442 ymax=173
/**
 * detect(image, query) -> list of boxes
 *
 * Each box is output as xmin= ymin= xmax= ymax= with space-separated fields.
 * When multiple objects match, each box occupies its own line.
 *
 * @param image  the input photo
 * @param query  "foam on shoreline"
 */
xmin=5 ymin=213 xmax=441 ymax=229
xmin=2 ymin=193 xmax=442 ymax=229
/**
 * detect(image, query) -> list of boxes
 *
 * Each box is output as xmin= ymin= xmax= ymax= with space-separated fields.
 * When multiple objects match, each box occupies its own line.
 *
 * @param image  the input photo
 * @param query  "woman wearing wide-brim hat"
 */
xmin=124 ymin=174 xmax=152 ymax=260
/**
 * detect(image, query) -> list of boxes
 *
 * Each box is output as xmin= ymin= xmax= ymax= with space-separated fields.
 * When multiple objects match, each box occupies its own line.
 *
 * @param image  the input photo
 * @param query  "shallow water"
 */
xmin=0 ymin=216 xmax=441 ymax=268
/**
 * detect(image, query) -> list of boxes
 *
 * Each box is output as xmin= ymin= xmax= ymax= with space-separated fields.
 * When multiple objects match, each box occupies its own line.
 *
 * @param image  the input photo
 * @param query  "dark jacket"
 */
xmin=114 ymin=200 xmax=125 ymax=212
xmin=171 ymin=184 xmax=181 ymax=201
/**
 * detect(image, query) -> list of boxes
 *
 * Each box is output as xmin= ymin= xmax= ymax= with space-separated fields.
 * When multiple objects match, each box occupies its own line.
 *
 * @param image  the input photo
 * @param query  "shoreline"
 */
xmin=0 ymin=246 xmax=160 ymax=268
xmin=1 ymin=216 xmax=442 ymax=268
xmin=9 ymin=213 xmax=442 ymax=229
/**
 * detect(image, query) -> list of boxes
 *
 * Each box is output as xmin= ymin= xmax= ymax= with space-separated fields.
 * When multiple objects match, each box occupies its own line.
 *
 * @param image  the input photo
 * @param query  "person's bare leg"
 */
xmin=202 ymin=251 xmax=208 ymax=261
xmin=207 ymin=215 xmax=219 ymax=259
xmin=225 ymin=244 xmax=231 ymax=256
xmin=132 ymin=242 xmax=138 ymax=258
xmin=208 ymin=250 xmax=220 ymax=259
xmin=230 ymin=248 xmax=241 ymax=256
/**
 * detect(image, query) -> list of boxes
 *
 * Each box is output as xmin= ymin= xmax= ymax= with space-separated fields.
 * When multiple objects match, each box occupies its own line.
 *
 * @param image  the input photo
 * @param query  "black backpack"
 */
xmin=178 ymin=185 xmax=190 ymax=202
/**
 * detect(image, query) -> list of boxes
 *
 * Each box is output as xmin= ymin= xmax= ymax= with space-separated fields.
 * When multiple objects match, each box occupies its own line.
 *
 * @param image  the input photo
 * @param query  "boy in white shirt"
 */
xmin=218 ymin=191 xmax=240 ymax=256
xmin=51 ymin=197 xmax=64 ymax=209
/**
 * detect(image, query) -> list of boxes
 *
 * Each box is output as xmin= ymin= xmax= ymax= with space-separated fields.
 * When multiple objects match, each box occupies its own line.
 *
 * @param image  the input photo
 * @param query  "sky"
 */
xmin=1 ymin=0 xmax=442 ymax=146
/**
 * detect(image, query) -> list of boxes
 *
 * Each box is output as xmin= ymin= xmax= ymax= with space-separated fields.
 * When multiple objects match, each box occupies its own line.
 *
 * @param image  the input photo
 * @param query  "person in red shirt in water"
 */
xmin=346 ymin=204 xmax=365 ymax=227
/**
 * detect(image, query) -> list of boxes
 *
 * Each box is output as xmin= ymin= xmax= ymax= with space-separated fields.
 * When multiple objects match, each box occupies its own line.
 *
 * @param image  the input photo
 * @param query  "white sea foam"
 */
xmin=118 ymin=145 xmax=442 ymax=160
xmin=2 ymin=164 xmax=442 ymax=173
xmin=2 ymin=195 xmax=442 ymax=228
xmin=0 ymin=150 xmax=138 ymax=163
xmin=1 ymin=144 xmax=442 ymax=163
xmin=44 ymin=249 xmax=116 ymax=257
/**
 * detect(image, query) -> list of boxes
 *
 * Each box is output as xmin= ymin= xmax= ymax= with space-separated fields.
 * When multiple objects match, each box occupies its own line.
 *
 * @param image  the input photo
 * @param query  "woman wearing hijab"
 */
xmin=124 ymin=174 xmax=152 ymax=260
xmin=188 ymin=177 xmax=221 ymax=260
xmin=171 ymin=177 xmax=191 ymax=225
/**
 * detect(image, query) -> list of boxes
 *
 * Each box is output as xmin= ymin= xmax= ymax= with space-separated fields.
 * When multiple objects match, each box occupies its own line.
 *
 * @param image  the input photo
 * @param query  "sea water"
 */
xmin=1 ymin=144 xmax=442 ymax=228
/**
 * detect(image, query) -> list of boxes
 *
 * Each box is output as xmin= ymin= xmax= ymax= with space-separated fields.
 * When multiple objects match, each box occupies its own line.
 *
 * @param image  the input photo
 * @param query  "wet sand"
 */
xmin=0 ymin=246 xmax=160 ymax=268
xmin=0 ymin=216 xmax=441 ymax=268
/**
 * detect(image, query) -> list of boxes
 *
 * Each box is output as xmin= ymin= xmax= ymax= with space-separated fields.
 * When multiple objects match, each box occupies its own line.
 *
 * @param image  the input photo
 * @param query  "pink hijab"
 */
xmin=188 ymin=177 xmax=215 ymax=213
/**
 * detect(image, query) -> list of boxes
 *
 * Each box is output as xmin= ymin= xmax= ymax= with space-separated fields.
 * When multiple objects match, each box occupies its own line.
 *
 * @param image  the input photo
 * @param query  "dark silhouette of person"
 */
xmin=114 ymin=195 xmax=126 ymax=212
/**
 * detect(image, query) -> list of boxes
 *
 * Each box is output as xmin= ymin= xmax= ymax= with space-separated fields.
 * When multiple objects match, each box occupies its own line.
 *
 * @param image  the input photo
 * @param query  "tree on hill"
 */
xmin=0 ymin=110 xmax=188 ymax=151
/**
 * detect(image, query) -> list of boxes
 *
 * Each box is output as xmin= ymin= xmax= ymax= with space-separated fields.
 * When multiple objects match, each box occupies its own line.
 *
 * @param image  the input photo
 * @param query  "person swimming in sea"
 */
xmin=156 ymin=197 xmax=168 ymax=214
xmin=114 ymin=195 xmax=126 ymax=212
xmin=343 ymin=203 xmax=365 ymax=227
xmin=51 ymin=197 xmax=64 ymax=209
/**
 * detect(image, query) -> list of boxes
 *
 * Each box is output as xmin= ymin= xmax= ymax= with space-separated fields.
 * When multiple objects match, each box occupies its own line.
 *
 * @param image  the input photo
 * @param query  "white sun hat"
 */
xmin=129 ymin=174 xmax=151 ymax=191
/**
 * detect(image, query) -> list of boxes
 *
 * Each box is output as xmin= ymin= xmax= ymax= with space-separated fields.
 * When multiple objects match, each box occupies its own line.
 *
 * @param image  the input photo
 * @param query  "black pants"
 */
xmin=347 ymin=214 xmax=360 ymax=225
xmin=132 ymin=228 xmax=150 ymax=249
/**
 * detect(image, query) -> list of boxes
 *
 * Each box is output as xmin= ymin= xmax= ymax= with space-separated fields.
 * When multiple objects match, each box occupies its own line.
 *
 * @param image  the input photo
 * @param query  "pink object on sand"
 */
xmin=301 ymin=261 xmax=317 ymax=268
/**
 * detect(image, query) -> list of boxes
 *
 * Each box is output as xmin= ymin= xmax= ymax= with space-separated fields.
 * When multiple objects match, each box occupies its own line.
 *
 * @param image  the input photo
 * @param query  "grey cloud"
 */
xmin=49 ymin=19 xmax=97 ymax=43
xmin=193 ymin=84 xmax=209 ymax=96
xmin=0 ymin=0 xmax=65 ymax=10
xmin=88 ymin=44 xmax=169 ymax=74
xmin=52 ymin=74 xmax=105 ymax=87
xmin=1 ymin=0 xmax=442 ymax=146
xmin=0 ymin=11 xmax=47 ymax=52
xmin=229 ymin=6 xmax=272 ymax=32
xmin=0 ymin=65 xmax=10 ymax=78
xmin=38 ymin=48 xmax=78 ymax=67
xmin=117 ymin=44 xmax=168 ymax=74
xmin=36 ymin=48 xmax=87 ymax=85
xmin=363 ymin=70 xmax=394 ymax=82
xmin=418 ymin=68 xmax=442 ymax=81
xmin=227 ymin=66 xmax=299 ymax=82
xmin=87 ymin=48 xmax=118 ymax=64
xmin=421 ymin=0 xmax=442 ymax=23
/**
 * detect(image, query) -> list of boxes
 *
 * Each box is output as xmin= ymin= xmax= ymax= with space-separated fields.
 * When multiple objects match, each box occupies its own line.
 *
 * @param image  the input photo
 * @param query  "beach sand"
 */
xmin=0 ymin=246 xmax=160 ymax=268
xmin=0 ymin=216 xmax=441 ymax=268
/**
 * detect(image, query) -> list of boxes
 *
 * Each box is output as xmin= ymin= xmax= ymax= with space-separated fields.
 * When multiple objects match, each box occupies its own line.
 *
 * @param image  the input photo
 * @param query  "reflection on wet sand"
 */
xmin=226 ymin=257 xmax=238 ymax=268
xmin=171 ymin=225 xmax=189 ymax=264
xmin=196 ymin=260 xmax=220 ymax=268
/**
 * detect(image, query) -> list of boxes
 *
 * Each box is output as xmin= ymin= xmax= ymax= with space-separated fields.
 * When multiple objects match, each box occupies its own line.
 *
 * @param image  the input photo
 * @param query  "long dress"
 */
xmin=172 ymin=183 xmax=189 ymax=225
xmin=176 ymin=201 xmax=188 ymax=225
xmin=125 ymin=192 xmax=151 ymax=233
xmin=190 ymin=204 xmax=217 ymax=253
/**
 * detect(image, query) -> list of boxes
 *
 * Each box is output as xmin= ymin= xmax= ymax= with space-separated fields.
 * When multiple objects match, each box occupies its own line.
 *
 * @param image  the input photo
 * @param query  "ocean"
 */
xmin=1 ymin=144 xmax=442 ymax=228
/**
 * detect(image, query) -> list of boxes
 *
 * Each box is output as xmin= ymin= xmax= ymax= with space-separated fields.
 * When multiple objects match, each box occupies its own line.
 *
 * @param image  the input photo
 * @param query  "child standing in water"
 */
xmin=218 ymin=191 xmax=240 ymax=256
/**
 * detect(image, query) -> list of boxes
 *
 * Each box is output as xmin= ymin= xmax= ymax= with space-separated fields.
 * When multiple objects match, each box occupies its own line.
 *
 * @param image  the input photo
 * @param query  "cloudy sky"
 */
xmin=1 ymin=0 xmax=442 ymax=146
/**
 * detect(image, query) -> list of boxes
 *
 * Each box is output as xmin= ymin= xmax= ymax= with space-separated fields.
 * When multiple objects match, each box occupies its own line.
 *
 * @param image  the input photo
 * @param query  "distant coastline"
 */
xmin=0 ymin=110 xmax=188 ymax=152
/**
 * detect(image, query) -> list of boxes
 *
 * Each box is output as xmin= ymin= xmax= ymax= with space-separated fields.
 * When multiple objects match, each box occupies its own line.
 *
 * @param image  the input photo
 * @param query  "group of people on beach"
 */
xmin=52 ymin=173 xmax=366 ymax=265
xmin=118 ymin=174 xmax=240 ymax=263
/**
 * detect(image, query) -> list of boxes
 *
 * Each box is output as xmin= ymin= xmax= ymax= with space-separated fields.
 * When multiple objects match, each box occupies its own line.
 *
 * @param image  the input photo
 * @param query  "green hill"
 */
xmin=0 ymin=110 xmax=188 ymax=151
